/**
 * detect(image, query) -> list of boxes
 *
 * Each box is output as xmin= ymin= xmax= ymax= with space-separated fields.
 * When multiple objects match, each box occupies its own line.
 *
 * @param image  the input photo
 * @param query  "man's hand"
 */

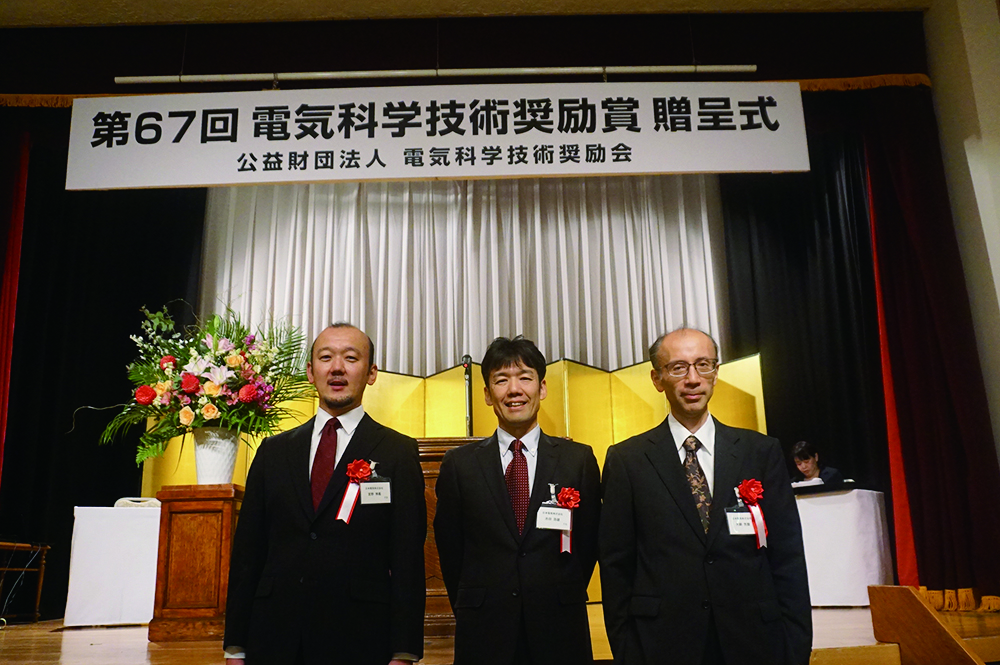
xmin=226 ymin=660 xmax=245 ymax=665
xmin=389 ymin=659 xmax=414 ymax=665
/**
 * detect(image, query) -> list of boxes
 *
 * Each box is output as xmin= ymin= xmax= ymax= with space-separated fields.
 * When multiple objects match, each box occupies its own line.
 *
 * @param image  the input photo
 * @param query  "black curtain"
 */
xmin=0 ymin=106 xmax=206 ymax=619
xmin=720 ymin=93 xmax=890 ymax=494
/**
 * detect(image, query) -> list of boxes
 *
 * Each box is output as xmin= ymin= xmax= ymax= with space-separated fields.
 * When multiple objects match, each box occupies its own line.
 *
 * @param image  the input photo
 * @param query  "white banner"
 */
xmin=66 ymin=82 xmax=808 ymax=190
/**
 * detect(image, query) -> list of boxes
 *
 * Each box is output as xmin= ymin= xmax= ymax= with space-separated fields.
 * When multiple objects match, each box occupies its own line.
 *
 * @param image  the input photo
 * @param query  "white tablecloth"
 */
xmin=64 ymin=506 xmax=160 ymax=626
xmin=796 ymin=489 xmax=893 ymax=606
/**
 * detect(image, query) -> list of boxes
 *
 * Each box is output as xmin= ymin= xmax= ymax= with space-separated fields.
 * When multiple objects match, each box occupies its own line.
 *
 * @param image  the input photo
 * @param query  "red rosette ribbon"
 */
xmin=557 ymin=487 xmax=580 ymax=509
xmin=555 ymin=486 xmax=579 ymax=553
xmin=346 ymin=459 xmax=373 ymax=483
xmin=338 ymin=459 xmax=373 ymax=523
xmin=737 ymin=479 xmax=764 ymax=505
xmin=737 ymin=479 xmax=768 ymax=548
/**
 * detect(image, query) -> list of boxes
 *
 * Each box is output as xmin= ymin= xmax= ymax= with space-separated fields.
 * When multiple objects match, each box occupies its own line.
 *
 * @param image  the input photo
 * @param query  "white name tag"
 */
xmin=726 ymin=510 xmax=756 ymax=535
xmin=360 ymin=481 xmax=391 ymax=504
xmin=536 ymin=506 xmax=572 ymax=531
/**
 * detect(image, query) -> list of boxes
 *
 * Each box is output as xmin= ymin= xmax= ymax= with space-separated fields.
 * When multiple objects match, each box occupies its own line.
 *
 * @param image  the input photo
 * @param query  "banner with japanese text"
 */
xmin=66 ymin=82 xmax=809 ymax=190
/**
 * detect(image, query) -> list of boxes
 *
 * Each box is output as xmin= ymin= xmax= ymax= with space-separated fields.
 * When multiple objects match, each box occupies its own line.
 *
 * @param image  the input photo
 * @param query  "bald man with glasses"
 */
xmin=599 ymin=328 xmax=811 ymax=665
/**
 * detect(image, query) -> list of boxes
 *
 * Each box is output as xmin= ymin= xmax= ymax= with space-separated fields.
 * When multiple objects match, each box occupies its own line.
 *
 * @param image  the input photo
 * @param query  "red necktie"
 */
xmin=310 ymin=418 xmax=340 ymax=511
xmin=505 ymin=439 xmax=529 ymax=534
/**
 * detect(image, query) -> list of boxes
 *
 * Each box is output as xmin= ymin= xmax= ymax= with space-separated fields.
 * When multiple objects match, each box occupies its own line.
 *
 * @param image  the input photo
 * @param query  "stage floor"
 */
xmin=0 ymin=606 xmax=881 ymax=665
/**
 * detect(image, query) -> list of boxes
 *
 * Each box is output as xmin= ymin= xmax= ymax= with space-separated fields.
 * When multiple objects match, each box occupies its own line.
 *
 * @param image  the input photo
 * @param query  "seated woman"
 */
xmin=791 ymin=440 xmax=844 ymax=485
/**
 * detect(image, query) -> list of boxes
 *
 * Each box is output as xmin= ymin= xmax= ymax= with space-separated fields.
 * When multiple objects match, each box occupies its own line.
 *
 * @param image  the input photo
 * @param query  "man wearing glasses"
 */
xmin=599 ymin=328 xmax=811 ymax=665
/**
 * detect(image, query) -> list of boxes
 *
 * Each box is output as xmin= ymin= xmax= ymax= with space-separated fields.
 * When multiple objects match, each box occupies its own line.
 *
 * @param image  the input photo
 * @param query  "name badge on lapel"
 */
xmin=725 ymin=506 xmax=756 ymax=535
xmin=536 ymin=505 xmax=572 ymax=530
xmin=536 ymin=484 xmax=578 ymax=554
xmin=360 ymin=461 xmax=391 ymax=504
xmin=360 ymin=479 xmax=391 ymax=504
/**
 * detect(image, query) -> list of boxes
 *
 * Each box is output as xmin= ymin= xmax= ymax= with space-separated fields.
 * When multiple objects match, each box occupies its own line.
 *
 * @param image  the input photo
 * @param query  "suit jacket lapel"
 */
xmin=284 ymin=417 xmax=316 ymax=520
xmin=475 ymin=434 xmax=520 ymax=541
xmin=315 ymin=413 xmax=384 ymax=518
xmin=643 ymin=419 xmax=707 ymax=544
xmin=522 ymin=432 xmax=560 ymax=541
xmin=706 ymin=420 xmax=747 ymax=549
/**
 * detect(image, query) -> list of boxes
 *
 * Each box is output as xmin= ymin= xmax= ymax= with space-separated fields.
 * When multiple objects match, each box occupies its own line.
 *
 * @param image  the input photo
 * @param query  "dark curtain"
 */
xmin=0 ymin=126 xmax=30 ymax=494
xmin=723 ymin=85 xmax=1000 ymax=599
xmin=865 ymin=86 xmax=1000 ymax=597
xmin=0 ymin=106 xmax=206 ymax=619
xmin=720 ymin=94 xmax=890 ymax=495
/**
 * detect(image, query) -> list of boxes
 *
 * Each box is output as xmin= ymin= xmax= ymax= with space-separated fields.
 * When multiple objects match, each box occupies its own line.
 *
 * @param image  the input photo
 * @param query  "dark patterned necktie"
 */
xmin=505 ymin=439 xmax=530 ymax=534
xmin=310 ymin=418 xmax=340 ymax=511
xmin=683 ymin=435 xmax=712 ymax=533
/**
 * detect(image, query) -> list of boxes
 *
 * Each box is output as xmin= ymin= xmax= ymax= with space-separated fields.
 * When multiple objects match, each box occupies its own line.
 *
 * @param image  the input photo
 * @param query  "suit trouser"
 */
xmin=702 ymin=612 xmax=726 ymax=665
xmin=513 ymin=607 xmax=534 ymax=665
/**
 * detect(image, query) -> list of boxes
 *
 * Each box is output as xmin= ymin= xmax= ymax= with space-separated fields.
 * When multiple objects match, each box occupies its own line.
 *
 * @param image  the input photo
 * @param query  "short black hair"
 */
xmin=648 ymin=327 xmax=720 ymax=370
xmin=792 ymin=441 xmax=818 ymax=461
xmin=481 ymin=336 xmax=547 ymax=383
xmin=309 ymin=322 xmax=375 ymax=368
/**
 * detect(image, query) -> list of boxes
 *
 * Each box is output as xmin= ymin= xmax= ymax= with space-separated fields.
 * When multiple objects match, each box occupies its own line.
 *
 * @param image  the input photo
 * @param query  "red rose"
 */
xmin=237 ymin=384 xmax=259 ymax=403
xmin=557 ymin=487 xmax=580 ymax=509
xmin=135 ymin=385 xmax=157 ymax=406
xmin=738 ymin=479 xmax=764 ymax=505
xmin=346 ymin=459 xmax=372 ymax=483
xmin=180 ymin=372 xmax=201 ymax=394
xmin=159 ymin=355 xmax=177 ymax=370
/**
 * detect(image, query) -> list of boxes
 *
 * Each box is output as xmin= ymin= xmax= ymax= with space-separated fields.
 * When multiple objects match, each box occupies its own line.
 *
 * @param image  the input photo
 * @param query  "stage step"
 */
xmin=871 ymin=585 xmax=1000 ymax=665
xmin=810 ymin=643 xmax=900 ymax=664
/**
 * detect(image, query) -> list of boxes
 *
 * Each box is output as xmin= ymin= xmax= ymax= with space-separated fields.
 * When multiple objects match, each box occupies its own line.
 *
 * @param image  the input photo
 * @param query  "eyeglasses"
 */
xmin=661 ymin=359 xmax=719 ymax=378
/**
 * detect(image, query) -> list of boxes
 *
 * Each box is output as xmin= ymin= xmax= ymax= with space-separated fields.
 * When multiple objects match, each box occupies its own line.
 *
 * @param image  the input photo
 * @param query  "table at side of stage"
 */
xmin=796 ymin=489 xmax=893 ymax=606
xmin=64 ymin=507 xmax=160 ymax=626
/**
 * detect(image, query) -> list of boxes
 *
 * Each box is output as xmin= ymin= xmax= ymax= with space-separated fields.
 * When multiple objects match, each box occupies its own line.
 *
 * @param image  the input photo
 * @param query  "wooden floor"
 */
xmin=0 ymin=606 xmax=891 ymax=665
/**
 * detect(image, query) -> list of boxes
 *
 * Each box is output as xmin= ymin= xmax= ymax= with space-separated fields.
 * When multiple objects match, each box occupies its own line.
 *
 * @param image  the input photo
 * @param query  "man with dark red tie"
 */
xmin=434 ymin=336 xmax=601 ymax=665
xmin=224 ymin=323 xmax=426 ymax=665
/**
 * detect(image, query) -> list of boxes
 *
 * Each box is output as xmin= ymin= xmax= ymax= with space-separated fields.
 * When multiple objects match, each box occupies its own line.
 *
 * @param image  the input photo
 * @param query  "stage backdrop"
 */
xmin=198 ymin=175 xmax=726 ymax=376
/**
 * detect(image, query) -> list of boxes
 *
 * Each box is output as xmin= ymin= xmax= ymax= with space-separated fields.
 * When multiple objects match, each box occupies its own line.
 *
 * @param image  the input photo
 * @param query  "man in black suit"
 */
xmin=434 ymin=336 xmax=601 ymax=665
xmin=224 ymin=323 xmax=426 ymax=665
xmin=600 ymin=328 xmax=811 ymax=665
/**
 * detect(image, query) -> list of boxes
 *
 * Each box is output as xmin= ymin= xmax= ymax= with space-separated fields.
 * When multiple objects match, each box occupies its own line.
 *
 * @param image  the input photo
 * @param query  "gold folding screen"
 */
xmin=141 ymin=355 xmax=766 ymax=497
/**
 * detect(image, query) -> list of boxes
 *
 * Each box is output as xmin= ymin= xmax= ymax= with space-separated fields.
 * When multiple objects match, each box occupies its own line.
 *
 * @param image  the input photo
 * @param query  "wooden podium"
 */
xmin=419 ymin=437 xmax=478 ymax=637
xmin=148 ymin=484 xmax=243 ymax=642
xmin=146 ymin=440 xmax=473 ymax=642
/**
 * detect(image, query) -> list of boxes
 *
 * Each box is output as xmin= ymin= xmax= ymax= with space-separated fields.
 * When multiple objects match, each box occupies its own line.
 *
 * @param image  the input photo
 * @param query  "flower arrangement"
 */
xmin=101 ymin=306 xmax=314 ymax=463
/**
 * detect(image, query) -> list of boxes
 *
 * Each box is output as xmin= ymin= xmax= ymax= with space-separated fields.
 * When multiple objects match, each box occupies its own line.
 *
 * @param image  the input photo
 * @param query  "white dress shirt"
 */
xmin=497 ymin=424 xmax=541 ymax=496
xmin=309 ymin=404 xmax=365 ymax=477
xmin=668 ymin=412 xmax=717 ymax=497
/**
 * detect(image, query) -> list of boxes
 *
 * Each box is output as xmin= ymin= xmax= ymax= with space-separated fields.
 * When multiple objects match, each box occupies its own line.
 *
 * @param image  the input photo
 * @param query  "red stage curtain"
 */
xmin=866 ymin=158 xmax=919 ymax=589
xmin=0 ymin=129 xmax=29 ymax=495
xmin=865 ymin=85 xmax=1000 ymax=607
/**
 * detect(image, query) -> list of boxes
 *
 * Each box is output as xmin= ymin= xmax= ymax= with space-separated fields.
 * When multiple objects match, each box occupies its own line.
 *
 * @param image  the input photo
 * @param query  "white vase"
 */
xmin=192 ymin=427 xmax=240 ymax=484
